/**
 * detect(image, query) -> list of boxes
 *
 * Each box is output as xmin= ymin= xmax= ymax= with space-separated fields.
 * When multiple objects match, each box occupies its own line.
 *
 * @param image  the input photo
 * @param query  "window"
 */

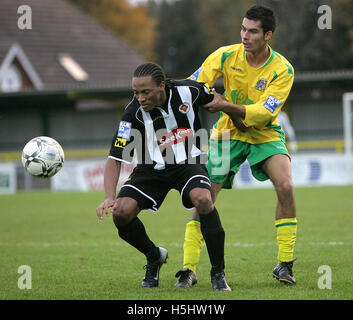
xmin=58 ymin=54 xmax=89 ymax=82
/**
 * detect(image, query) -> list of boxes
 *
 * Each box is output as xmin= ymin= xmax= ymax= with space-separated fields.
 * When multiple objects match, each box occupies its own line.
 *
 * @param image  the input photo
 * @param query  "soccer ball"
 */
xmin=22 ymin=136 xmax=65 ymax=178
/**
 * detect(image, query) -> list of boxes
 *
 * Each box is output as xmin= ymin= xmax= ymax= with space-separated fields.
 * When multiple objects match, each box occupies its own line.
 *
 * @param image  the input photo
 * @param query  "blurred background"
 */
xmin=0 ymin=0 xmax=352 ymax=192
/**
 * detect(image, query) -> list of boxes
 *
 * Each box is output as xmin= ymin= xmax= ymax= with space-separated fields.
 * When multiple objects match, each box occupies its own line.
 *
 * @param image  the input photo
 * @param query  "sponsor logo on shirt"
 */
xmin=202 ymin=82 xmax=213 ymax=95
xmin=118 ymin=121 xmax=132 ymax=139
xmin=157 ymin=128 xmax=193 ymax=147
xmin=152 ymin=115 xmax=164 ymax=122
xmin=230 ymin=66 xmax=243 ymax=72
xmin=114 ymin=137 xmax=127 ymax=148
xmin=263 ymin=96 xmax=282 ymax=113
xmin=199 ymin=179 xmax=211 ymax=187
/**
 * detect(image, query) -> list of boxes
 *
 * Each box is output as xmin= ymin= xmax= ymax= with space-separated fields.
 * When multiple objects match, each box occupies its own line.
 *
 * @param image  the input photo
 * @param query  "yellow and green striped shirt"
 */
xmin=190 ymin=43 xmax=294 ymax=144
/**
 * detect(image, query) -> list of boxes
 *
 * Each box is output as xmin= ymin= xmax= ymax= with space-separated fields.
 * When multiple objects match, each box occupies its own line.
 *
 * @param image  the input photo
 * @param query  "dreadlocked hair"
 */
xmin=133 ymin=62 xmax=166 ymax=85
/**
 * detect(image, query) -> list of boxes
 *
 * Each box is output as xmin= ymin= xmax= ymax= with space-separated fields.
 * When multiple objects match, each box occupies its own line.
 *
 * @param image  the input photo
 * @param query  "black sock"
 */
xmin=199 ymin=207 xmax=225 ymax=275
xmin=116 ymin=217 xmax=159 ymax=263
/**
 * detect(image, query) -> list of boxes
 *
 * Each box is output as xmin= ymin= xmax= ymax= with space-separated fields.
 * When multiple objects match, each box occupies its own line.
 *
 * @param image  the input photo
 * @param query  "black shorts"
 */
xmin=117 ymin=164 xmax=211 ymax=212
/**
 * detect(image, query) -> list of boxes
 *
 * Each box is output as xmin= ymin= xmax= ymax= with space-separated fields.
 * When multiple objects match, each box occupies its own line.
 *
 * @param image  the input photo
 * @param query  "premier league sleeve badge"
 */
xmin=117 ymin=121 xmax=132 ymax=139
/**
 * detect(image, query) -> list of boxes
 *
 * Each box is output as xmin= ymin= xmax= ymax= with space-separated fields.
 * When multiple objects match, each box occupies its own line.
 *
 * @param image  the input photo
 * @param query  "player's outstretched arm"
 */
xmin=204 ymin=89 xmax=248 ymax=132
xmin=96 ymin=157 xmax=121 ymax=220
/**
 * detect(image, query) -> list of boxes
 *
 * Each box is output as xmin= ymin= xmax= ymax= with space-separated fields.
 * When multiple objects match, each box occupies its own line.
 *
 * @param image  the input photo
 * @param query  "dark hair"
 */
xmin=133 ymin=62 xmax=166 ymax=85
xmin=245 ymin=5 xmax=276 ymax=34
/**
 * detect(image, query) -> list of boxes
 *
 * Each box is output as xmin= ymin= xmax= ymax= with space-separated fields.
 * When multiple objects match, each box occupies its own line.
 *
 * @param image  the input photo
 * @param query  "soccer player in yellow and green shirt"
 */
xmin=175 ymin=5 xmax=297 ymax=288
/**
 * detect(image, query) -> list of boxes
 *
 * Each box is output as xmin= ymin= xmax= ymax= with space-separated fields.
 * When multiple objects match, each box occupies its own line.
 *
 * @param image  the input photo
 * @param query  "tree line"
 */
xmin=70 ymin=0 xmax=353 ymax=78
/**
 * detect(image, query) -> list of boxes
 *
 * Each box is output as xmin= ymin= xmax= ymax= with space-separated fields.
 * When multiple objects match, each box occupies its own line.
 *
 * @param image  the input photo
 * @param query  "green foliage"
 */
xmin=69 ymin=0 xmax=157 ymax=59
xmin=153 ymin=0 xmax=353 ymax=75
xmin=154 ymin=0 xmax=255 ymax=77
xmin=262 ymin=0 xmax=353 ymax=71
xmin=68 ymin=0 xmax=353 ymax=75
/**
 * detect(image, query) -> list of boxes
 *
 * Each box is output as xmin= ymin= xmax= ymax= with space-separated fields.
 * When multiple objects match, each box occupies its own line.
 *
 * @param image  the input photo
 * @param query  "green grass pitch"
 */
xmin=0 ymin=186 xmax=352 ymax=300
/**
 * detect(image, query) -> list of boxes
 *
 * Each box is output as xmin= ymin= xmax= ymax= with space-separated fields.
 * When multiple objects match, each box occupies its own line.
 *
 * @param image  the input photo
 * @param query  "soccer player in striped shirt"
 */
xmin=96 ymin=62 xmax=231 ymax=291
xmin=176 ymin=5 xmax=298 ymax=287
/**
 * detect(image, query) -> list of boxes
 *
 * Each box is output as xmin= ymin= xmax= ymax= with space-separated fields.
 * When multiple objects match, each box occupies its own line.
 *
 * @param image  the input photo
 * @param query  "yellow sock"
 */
xmin=275 ymin=218 xmax=297 ymax=263
xmin=183 ymin=220 xmax=204 ymax=273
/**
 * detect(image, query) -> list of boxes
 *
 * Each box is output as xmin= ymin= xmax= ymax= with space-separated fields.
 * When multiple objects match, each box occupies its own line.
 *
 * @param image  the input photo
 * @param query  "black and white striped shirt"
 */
xmin=109 ymin=79 xmax=213 ymax=170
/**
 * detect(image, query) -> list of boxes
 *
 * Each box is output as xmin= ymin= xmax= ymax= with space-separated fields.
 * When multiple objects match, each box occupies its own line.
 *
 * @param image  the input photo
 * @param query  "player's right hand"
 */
xmin=232 ymin=117 xmax=248 ymax=132
xmin=96 ymin=198 xmax=116 ymax=220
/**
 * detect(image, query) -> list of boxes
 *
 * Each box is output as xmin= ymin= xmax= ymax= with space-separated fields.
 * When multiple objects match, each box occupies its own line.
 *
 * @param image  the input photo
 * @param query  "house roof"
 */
xmin=0 ymin=0 xmax=145 ymax=91
xmin=0 ymin=43 xmax=44 ymax=89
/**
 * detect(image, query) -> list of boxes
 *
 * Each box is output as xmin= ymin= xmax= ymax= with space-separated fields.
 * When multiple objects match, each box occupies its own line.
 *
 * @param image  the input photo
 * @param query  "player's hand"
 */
xmin=96 ymin=198 xmax=116 ymax=220
xmin=203 ymin=89 xmax=226 ymax=113
xmin=232 ymin=117 xmax=248 ymax=132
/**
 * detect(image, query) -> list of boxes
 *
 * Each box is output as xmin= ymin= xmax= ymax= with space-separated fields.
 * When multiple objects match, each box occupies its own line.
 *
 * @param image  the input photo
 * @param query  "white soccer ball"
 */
xmin=22 ymin=136 xmax=65 ymax=178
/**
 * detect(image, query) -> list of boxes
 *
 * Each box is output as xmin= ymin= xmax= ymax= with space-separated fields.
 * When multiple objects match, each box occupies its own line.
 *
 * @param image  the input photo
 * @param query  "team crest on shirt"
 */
xmin=179 ymin=103 xmax=190 ymax=114
xmin=255 ymin=78 xmax=267 ymax=91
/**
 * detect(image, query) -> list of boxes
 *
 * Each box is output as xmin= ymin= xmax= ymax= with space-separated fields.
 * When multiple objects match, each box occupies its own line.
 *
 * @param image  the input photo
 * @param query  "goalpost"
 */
xmin=343 ymin=92 xmax=353 ymax=184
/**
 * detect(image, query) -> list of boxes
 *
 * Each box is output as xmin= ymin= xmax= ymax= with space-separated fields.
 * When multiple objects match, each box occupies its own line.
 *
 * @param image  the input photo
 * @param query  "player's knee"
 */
xmin=191 ymin=191 xmax=213 ymax=214
xmin=276 ymin=179 xmax=294 ymax=197
xmin=112 ymin=200 xmax=135 ymax=227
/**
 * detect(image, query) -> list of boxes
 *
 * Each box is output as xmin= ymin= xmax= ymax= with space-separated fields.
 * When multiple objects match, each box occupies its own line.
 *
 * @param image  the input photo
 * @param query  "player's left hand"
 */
xmin=96 ymin=198 xmax=116 ymax=220
xmin=203 ymin=88 xmax=226 ymax=112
